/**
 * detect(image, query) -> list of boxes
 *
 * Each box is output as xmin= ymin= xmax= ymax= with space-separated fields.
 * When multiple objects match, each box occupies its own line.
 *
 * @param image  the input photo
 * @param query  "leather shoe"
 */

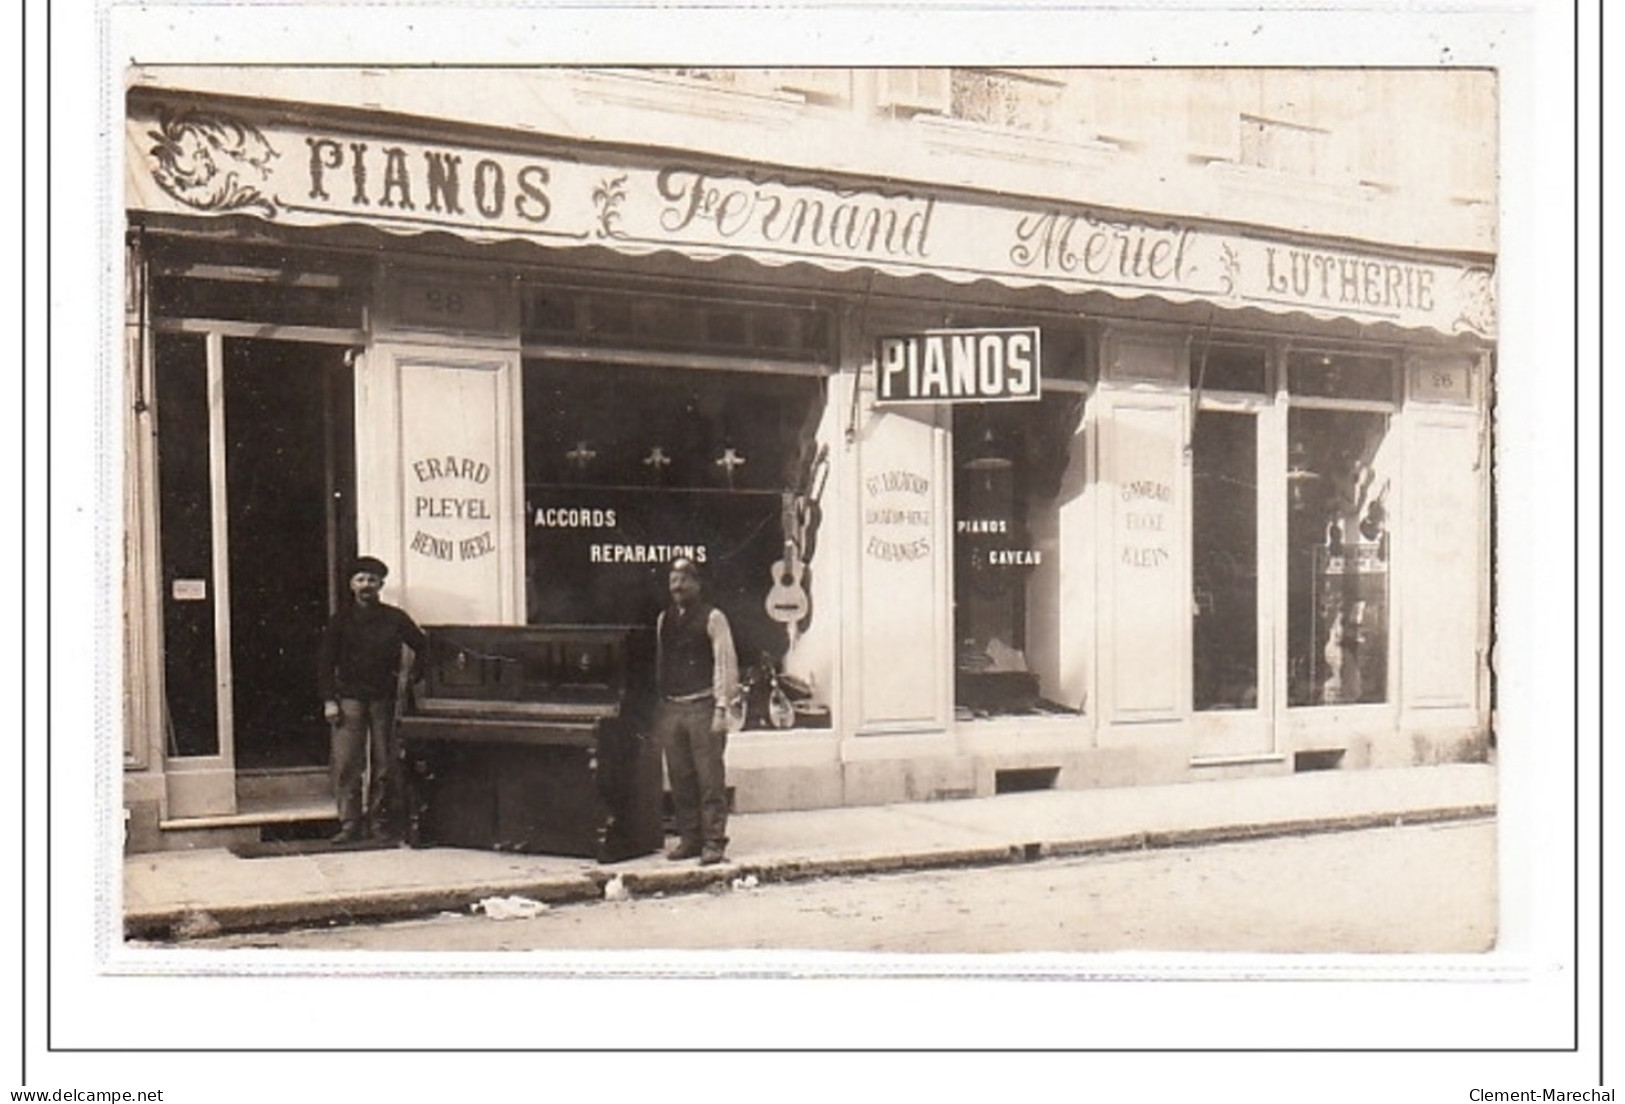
xmin=699 ymin=846 xmax=726 ymax=866
xmin=330 ymin=824 xmax=365 ymax=845
xmin=666 ymin=842 xmax=702 ymax=861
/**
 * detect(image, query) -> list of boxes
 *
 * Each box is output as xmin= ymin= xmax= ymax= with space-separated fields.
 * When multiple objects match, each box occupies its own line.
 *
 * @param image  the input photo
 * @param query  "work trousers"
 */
xmin=654 ymin=698 xmax=728 ymax=850
xmin=331 ymin=696 xmax=403 ymax=838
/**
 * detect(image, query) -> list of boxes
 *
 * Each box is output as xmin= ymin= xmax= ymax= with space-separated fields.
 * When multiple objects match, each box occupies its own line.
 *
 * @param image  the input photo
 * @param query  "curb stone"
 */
xmin=125 ymin=803 xmax=1497 ymax=941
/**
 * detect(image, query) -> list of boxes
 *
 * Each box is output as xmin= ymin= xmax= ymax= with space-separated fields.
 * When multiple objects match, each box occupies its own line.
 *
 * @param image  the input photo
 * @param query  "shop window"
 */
xmin=952 ymin=395 xmax=1086 ymax=718
xmin=523 ymin=360 xmax=827 ymax=727
xmin=1286 ymin=406 xmax=1394 ymax=707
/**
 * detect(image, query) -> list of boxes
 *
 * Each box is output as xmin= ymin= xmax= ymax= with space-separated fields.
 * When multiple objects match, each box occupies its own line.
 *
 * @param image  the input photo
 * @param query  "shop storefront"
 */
xmin=121 ymin=84 xmax=1495 ymax=852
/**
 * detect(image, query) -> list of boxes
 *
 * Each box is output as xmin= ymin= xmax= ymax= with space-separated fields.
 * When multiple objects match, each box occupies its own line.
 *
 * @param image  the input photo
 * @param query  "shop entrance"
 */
xmin=1187 ymin=345 xmax=1399 ymax=760
xmin=155 ymin=332 xmax=354 ymax=804
xmin=223 ymin=339 xmax=356 ymax=770
xmin=1189 ymin=403 xmax=1276 ymax=757
xmin=1186 ymin=340 xmax=1279 ymax=759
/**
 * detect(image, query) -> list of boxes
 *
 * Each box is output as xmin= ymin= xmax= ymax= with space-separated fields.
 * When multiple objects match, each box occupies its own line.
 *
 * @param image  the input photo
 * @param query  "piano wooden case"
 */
xmin=400 ymin=625 xmax=663 ymax=862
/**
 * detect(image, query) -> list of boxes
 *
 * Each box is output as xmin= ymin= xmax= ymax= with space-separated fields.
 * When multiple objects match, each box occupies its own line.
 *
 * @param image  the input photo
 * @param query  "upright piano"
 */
xmin=399 ymin=624 xmax=663 ymax=862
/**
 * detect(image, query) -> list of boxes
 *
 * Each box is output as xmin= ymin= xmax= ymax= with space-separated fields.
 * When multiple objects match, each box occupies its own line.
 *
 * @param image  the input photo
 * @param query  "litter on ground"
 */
xmin=472 ymin=895 xmax=550 ymax=920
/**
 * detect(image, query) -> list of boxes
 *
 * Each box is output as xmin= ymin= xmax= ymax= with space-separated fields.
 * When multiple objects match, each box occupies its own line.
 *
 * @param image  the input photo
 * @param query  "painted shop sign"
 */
xmin=1118 ymin=479 xmax=1173 ymax=570
xmin=862 ymin=469 xmax=932 ymax=562
xmin=525 ymin=486 xmax=775 ymax=628
xmin=528 ymin=490 xmax=713 ymax=567
xmin=125 ymin=101 xmax=1497 ymax=338
xmin=408 ymin=453 xmax=496 ymax=563
xmin=875 ymin=328 xmax=1041 ymax=405
xmin=956 ymin=519 xmax=1041 ymax=566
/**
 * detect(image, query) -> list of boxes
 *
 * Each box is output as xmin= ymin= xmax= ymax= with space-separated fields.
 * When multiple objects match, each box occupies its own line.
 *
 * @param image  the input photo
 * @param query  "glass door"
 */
xmin=1188 ymin=342 xmax=1276 ymax=759
xmin=1186 ymin=344 xmax=1400 ymax=760
xmin=155 ymin=332 xmax=354 ymax=816
xmin=223 ymin=338 xmax=354 ymax=770
xmin=1189 ymin=404 xmax=1275 ymax=757
xmin=1192 ymin=409 xmax=1260 ymax=712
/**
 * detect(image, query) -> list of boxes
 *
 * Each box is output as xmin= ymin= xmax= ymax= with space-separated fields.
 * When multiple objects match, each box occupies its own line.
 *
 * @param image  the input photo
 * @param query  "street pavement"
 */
xmin=123 ymin=762 xmax=1496 ymax=940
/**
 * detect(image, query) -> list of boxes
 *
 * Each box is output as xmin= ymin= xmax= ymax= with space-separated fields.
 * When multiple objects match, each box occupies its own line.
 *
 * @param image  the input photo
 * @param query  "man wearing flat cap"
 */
xmin=317 ymin=556 xmax=427 ymax=845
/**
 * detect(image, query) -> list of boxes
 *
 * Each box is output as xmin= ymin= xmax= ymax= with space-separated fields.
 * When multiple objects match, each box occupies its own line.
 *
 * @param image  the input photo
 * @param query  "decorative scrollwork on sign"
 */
xmin=1452 ymin=267 xmax=1497 ymax=336
xmin=1217 ymin=242 xmax=1240 ymax=297
xmin=147 ymin=107 xmax=280 ymax=218
xmin=592 ymin=174 xmax=629 ymax=239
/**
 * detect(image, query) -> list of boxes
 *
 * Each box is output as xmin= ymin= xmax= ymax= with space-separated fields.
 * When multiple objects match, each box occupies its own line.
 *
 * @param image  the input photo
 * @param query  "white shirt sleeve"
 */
xmin=708 ymin=608 xmax=740 ymax=708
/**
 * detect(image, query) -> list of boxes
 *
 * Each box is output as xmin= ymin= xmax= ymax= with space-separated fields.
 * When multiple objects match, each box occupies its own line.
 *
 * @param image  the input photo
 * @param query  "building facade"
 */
xmin=121 ymin=67 xmax=1496 ymax=852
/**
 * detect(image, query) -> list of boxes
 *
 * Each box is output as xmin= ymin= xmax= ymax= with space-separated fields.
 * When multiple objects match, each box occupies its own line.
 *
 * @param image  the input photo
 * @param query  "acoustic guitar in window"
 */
xmin=765 ymin=538 xmax=810 ymax=626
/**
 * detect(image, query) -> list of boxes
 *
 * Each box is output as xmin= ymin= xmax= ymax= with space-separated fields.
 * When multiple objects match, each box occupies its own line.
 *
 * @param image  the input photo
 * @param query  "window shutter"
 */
xmin=1186 ymin=70 xmax=1238 ymax=162
xmin=877 ymin=68 xmax=951 ymax=115
xmin=772 ymin=68 xmax=850 ymax=103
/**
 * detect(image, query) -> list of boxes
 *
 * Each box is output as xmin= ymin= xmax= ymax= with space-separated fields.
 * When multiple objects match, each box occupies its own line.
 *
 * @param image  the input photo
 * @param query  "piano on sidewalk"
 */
xmin=399 ymin=624 xmax=663 ymax=863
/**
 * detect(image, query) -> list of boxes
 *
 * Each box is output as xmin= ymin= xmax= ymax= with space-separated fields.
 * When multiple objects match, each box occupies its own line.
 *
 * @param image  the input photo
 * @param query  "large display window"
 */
xmin=1284 ymin=351 xmax=1397 ymax=708
xmin=522 ymin=358 xmax=827 ymax=726
xmin=951 ymin=392 xmax=1086 ymax=718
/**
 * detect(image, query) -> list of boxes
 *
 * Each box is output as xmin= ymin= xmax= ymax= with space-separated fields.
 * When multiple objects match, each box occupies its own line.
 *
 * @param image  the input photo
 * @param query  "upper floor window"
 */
xmin=1239 ymin=114 xmax=1331 ymax=178
xmin=948 ymin=69 xmax=1066 ymax=134
xmin=644 ymin=67 xmax=850 ymax=105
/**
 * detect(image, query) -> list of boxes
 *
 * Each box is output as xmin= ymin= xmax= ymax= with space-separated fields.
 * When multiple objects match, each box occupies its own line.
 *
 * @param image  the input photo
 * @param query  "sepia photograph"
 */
xmin=117 ymin=59 xmax=1499 ymax=957
xmin=31 ymin=0 xmax=1593 ymax=1090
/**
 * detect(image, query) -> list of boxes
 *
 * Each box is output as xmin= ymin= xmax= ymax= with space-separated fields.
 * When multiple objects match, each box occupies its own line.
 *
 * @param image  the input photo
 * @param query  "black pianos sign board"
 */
xmin=875 ymin=327 xmax=1042 ymax=406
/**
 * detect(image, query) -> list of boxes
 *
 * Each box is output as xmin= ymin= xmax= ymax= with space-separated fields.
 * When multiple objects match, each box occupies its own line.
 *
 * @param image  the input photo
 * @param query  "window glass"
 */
xmin=1192 ymin=410 xmax=1259 ymax=710
xmin=1041 ymin=326 xmax=1094 ymax=385
xmin=152 ymin=276 xmax=368 ymax=329
xmin=154 ymin=332 xmax=220 ymax=756
xmin=1287 ymin=351 xmax=1395 ymax=402
xmin=523 ymin=360 xmax=827 ymax=727
xmin=953 ymin=394 xmax=1086 ymax=718
xmin=523 ymin=286 xmax=832 ymax=362
xmin=1191 ymin=342 xmax=1268 ymax=394
xmin=1287 ymin=407 xmax=1394 ymax=706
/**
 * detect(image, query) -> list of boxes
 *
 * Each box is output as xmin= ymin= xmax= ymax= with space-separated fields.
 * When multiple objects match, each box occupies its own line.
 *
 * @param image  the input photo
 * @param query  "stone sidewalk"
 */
xmin=124 ymin=762 xmax=1496 ymax=939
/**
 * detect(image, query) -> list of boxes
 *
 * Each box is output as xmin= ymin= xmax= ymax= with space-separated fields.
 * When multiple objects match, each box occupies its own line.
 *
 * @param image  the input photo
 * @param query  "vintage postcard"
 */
xmin=38 ymin=0 xmax=1591 ymax=1093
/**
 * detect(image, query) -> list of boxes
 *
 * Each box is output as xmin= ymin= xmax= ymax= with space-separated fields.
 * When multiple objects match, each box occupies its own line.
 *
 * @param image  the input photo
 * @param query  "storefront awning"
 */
xmin=125 ymin=99 xmax=1496 ymax=341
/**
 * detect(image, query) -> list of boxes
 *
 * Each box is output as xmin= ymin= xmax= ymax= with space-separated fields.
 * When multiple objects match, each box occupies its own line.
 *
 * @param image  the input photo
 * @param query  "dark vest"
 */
xmin=658 ymin=601 xmax=715 ymax=698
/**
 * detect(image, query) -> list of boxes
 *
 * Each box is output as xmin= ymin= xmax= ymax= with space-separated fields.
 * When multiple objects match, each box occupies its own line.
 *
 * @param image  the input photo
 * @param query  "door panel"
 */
xmin=1104 ymin=398 xmax=1187 ymax=721
xmin=1400 ymin=415 xmax=1479 ymax=708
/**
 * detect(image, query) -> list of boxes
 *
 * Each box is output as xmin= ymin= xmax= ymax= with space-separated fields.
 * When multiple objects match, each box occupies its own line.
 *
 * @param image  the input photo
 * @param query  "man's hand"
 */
xmin=711 ymin=708 xmax=729 ymax=737
xmin=323 ymin=700 xmax=341 ymax=724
